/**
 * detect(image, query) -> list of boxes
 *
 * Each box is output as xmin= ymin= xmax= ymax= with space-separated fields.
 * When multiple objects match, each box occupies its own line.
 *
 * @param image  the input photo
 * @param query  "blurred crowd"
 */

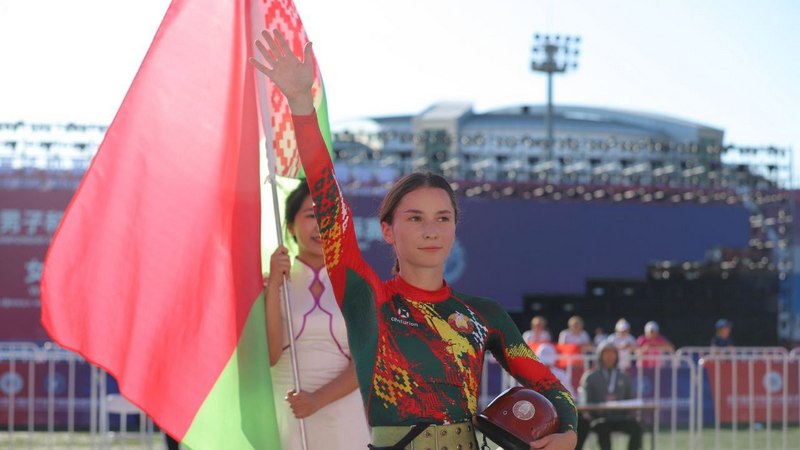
xmin=523 ymin=314 xmax=735 ymax=450
xmin=524 ymin=314 xmax=734 ymax=370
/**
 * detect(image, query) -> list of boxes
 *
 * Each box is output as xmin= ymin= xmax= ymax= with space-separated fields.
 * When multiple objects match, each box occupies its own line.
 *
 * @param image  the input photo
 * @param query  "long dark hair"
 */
xmin=379 ymin=172 xmax=459 ymax=274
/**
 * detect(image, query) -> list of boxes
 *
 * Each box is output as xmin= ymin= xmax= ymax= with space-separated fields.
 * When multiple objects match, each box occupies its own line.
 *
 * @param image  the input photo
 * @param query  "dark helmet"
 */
xmin=472 ymin=386 xmax=560 ymax=450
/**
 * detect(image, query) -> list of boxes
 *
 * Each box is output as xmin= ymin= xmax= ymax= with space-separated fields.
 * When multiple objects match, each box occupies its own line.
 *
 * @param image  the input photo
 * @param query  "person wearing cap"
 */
xmin=711 ymin=319 xmax=734 ymax=347
xmin=635 ymin=321 xmax=674 ymax=368
xmin=604 ymin=318 xmax=636 ymax=369
xmin=576 ymin=342 xmax=643 ymax=450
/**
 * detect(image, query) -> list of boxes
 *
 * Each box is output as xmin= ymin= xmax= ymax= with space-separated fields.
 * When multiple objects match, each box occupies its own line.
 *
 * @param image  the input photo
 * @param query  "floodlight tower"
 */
xmin=531 ymin=34 xmax=581 ymax=162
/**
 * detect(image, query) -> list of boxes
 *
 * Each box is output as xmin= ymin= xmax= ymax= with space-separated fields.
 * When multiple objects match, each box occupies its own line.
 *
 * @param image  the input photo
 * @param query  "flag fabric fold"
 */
xmin=37 ymin=0 xmax=312 ymax=447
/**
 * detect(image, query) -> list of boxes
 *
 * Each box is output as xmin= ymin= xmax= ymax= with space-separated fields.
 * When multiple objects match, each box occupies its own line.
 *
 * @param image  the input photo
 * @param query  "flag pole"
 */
xmin=250 ymin=2 xmax=309 ymax=449
xmin=267 ymin=171 xmax=310 ymax=450
xmin=262 ymin=115 xmax=310 ymax=450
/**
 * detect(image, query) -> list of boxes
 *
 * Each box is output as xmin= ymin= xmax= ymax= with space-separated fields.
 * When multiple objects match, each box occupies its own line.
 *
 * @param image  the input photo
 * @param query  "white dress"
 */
xmin=270 ymin=260 xmax=370 ymax=450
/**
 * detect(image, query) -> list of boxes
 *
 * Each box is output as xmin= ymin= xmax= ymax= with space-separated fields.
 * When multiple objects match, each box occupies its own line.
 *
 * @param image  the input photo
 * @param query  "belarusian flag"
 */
xmin=255 ymin=0 xmax=334 ymax=257
xmin=39 ymin=0 xmax=330 ymax=448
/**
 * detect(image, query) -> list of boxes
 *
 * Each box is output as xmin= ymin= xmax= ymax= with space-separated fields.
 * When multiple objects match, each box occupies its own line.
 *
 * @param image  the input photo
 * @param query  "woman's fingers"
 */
xmin=268 ymin=246 xmax=292 ymax=281
xmin=262 ymin=29 xmax=284 ymax=60
xmin=273 ymin=29 xmax=295 ymax=60
xmin=302 ymin=42 xmax=314 ymax=67
xmin=250 ymin=36 xmax=276 ymax=76
xmin=254 ymin=39 xmax=277 ymax=67
xmin=249 ymin=56 xmax=271 ymax=76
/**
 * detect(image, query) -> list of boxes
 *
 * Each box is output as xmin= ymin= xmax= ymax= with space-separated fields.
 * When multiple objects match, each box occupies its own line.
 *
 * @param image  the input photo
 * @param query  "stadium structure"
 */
xmin=0 ymin=103 xmax=797 ymax=348
xmin=333 ymin=102 xmax=730 ymax=187
xmin=329 ymin=102 xmax=797 ymax=347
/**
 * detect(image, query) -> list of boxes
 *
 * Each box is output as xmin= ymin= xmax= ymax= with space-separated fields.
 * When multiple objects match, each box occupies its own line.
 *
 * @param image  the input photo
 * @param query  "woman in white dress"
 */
xmin=265 ymin=183 xmax=370 ymax=450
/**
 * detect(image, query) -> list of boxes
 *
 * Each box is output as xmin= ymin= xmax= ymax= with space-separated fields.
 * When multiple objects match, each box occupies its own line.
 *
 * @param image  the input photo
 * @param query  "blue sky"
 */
xmin=1 ymin=0 xmax=798 ymax=154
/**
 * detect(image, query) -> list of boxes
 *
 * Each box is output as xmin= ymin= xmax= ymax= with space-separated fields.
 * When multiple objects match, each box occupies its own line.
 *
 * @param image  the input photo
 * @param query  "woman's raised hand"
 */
xmin=249 ymin=29 xmax=315 ymax=114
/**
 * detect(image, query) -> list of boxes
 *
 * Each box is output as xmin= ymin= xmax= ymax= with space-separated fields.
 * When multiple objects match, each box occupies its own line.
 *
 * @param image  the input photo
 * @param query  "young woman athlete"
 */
xmin=251 ymin=29 xmax=578 ymax=450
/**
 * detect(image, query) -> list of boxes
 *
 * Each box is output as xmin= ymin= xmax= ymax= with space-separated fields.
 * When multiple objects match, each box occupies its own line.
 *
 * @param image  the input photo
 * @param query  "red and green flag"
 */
xmin=255 ymin=0 xmax=334 ymax=257
xmin=39 ymin=0 xmax=330 ymax=448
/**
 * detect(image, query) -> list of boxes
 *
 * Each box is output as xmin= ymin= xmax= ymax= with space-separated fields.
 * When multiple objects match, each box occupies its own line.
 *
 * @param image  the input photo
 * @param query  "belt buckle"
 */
xmin=415 ymin=423 xmax=438 ymax=450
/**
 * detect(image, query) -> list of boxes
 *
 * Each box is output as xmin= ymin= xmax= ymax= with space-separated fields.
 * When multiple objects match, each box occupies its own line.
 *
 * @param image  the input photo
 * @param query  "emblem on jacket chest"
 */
xmin=448 ymin=311 xmax=475 ymax=333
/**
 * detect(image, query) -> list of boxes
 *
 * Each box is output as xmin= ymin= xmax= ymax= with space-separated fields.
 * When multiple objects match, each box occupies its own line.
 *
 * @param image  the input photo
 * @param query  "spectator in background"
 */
xmin=593 ymin=326 xmax=608 ymax=346
xmin=635 ymin=321 xmax=674 ymax=368
xmin=535 ymin=343 xmax=576 ymax=397
xmin=605 ymin=318 xmax=636 ymax=369
xmin=576 ymin=342 xmax=643 ymax=450
xmin=522 ymin=315 xmax=552 ymax=347
xmin=558 ymin=315 xmax=594 ymax=352
xmin=711 ymin=318 xmax=734 ymax=347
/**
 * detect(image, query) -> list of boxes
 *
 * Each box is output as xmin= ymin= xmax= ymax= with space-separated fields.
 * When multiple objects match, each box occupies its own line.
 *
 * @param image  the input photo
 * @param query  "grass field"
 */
xmin=2 ymin=428 xmax=799 ymax=449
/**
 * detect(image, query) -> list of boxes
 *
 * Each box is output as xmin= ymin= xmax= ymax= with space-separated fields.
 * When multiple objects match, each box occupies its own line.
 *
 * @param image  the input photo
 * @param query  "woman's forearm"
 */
xmin=265 ymin=284 xmax=286 ymax=366
xmin=311 ymin=360 xmax=359 ymax=408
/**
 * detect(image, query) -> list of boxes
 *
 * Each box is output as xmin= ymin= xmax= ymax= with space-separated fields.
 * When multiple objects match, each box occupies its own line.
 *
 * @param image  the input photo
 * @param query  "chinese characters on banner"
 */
xmin=0 ymin=189 xmax=73 ymax=341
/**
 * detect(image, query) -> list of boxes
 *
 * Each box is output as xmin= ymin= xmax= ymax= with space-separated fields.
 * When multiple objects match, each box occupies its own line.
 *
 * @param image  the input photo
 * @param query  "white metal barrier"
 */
xmin=4 ymin=342 xmax=800 ymax=449
xmin=0 ymin=342 xmax=154 ymax=449
xmin=488 ymin=351 xmax=697 ymax=450
xmin=1 ymin=341 xmax=90 ymax=448
xmin=697 ymin=352 xmax=800 ymax=450
xmin=677 ymin=346 xmax=789 ymax=363
xmin=483 ymin=347 xmax=799 ymax=450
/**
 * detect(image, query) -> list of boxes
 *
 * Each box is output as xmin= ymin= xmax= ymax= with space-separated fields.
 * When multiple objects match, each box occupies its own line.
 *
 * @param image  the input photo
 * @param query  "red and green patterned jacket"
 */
xmin=292 ymin=112 xmax=577 ymax=432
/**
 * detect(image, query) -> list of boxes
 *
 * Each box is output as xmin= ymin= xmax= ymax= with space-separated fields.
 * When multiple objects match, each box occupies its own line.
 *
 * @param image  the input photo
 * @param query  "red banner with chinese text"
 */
xmin=0 ymin=188 xmax=73 ymax=341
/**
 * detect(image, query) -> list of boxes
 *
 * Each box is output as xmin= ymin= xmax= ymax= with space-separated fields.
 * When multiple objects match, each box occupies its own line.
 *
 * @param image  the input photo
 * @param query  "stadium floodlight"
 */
xmin=531 ymin=33 xmax=581 ymax=162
